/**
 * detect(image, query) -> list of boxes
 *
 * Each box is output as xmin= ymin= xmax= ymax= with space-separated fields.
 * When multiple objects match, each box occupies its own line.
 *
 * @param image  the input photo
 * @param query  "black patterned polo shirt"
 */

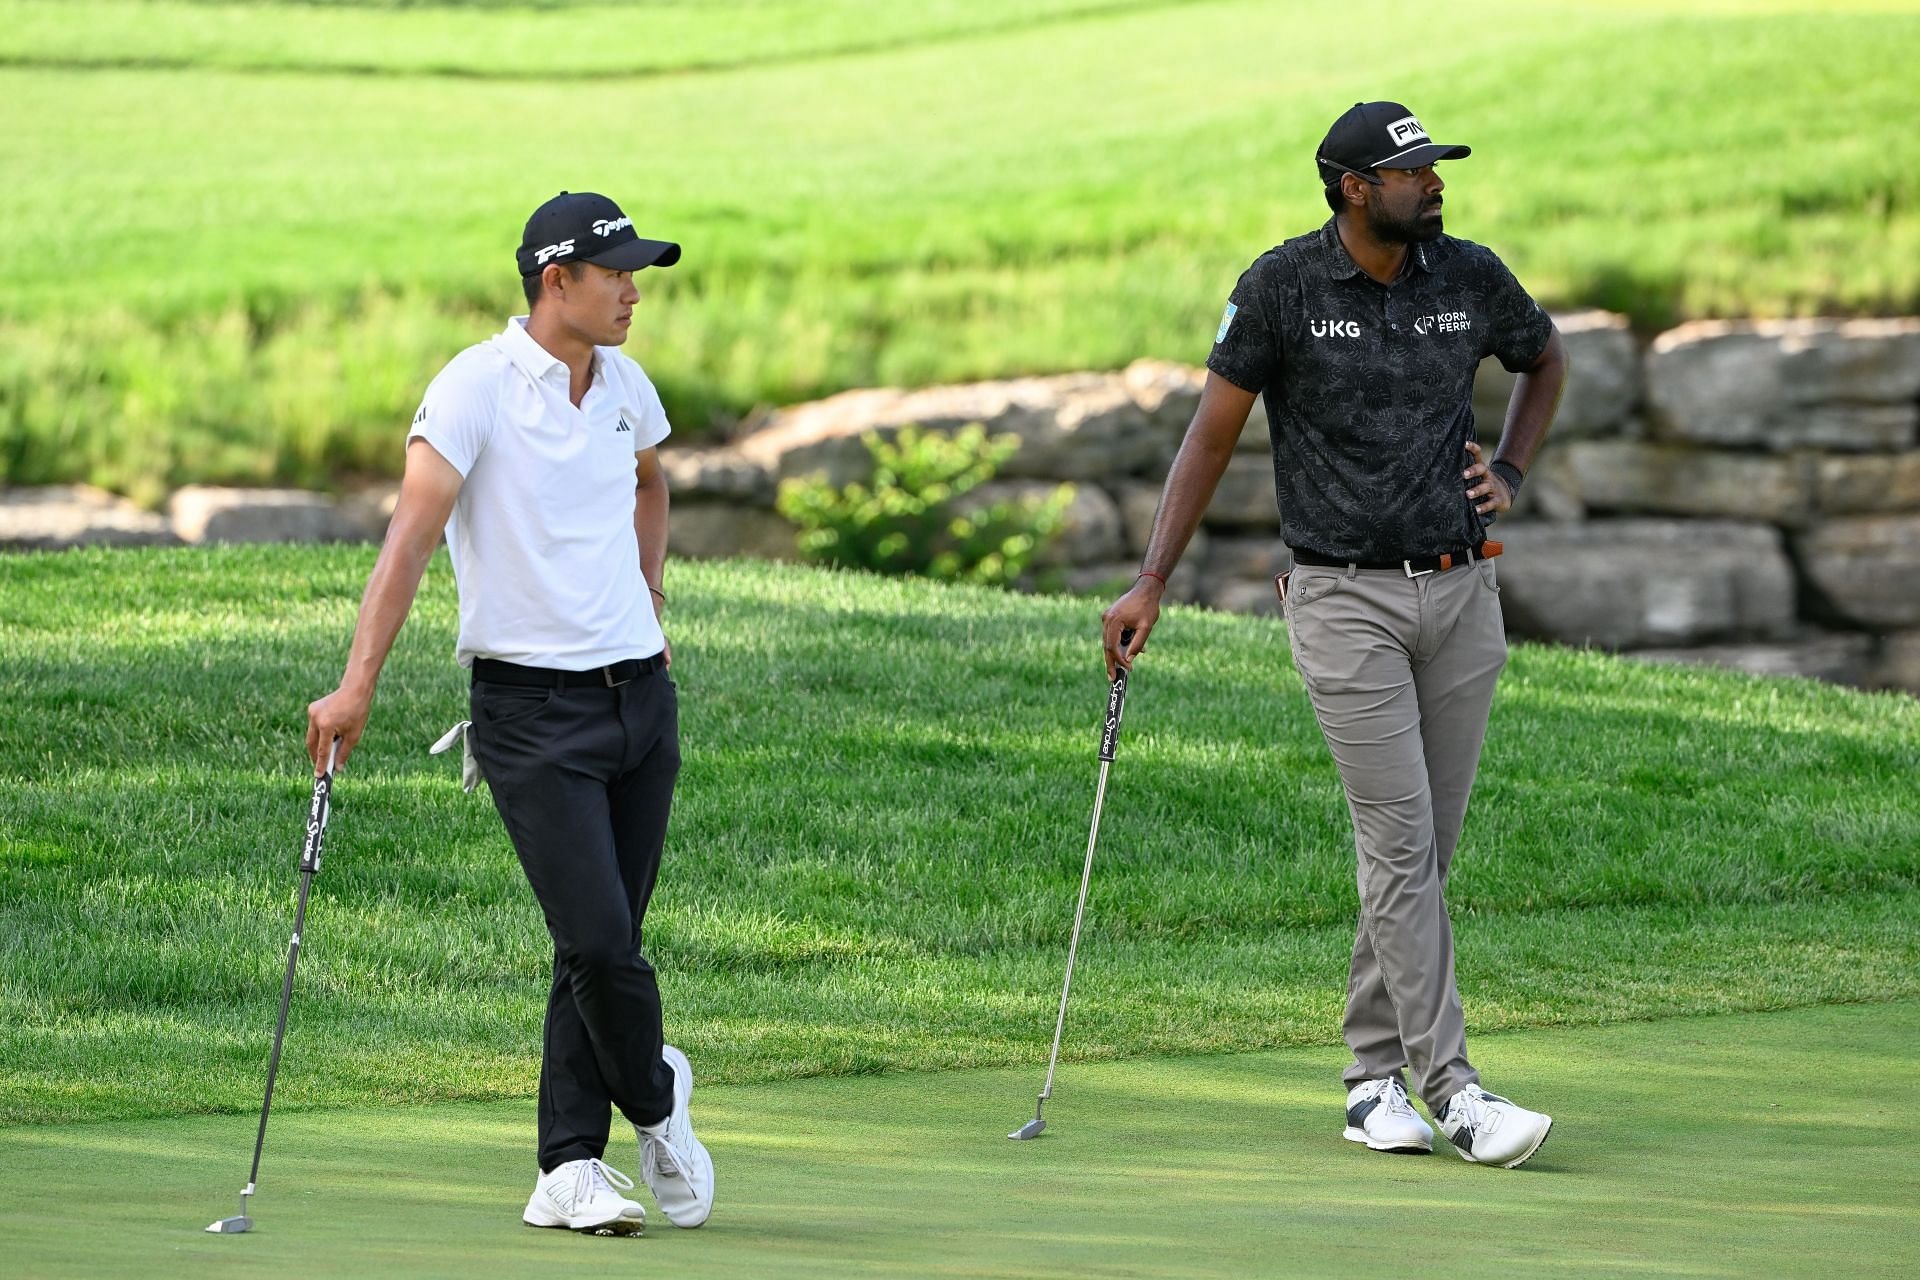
xmin=1206 ymin=217 xmax=1553 ymax=562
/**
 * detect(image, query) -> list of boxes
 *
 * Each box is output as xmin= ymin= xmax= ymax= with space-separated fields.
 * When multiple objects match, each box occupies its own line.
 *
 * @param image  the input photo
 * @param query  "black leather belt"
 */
xmin=1292 ymin=541 xmax=1502 ymax=577
xmin=471 ymin=655 xmax=664 ymax=689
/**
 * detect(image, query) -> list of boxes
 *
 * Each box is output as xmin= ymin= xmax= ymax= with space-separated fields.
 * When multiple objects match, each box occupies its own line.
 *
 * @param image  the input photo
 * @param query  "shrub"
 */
xmin=775 ymin=423 xmax=1073 ymax=588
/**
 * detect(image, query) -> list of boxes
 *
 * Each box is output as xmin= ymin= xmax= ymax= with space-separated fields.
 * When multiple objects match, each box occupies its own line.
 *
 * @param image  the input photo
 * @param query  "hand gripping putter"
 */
xmin=207 ymin=740 xmax=340 ymax=1234
xmin=1009 ymin=631 xmax=1135 ymax=1141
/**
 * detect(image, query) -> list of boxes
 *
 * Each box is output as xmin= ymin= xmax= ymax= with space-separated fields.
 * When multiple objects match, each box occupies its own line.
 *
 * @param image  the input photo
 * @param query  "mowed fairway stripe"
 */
xmin=2 ymin=1003 xmax=1913 ymax=1280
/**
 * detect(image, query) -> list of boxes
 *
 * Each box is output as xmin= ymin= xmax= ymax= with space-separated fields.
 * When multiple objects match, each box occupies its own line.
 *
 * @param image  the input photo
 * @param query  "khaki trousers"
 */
xmin=1282 ymin=555 xmax=1506 ymax=1111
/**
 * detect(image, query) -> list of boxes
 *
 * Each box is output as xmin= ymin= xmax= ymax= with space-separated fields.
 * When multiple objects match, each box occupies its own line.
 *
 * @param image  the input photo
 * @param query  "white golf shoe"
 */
xmin=1343 ymin=1078 xmax=1433 ymax=1153
xmin=636 ymin=1044 xmax=715 ymax=1227
xmin=522 ymin=1157 xmax=646 ymax=1235
xmin=1436 ymin=1085 xmax=1553 ymax=1168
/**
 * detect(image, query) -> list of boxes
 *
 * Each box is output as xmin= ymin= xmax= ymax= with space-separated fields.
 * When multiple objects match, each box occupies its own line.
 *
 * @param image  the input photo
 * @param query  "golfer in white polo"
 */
xmin=307 ymin=191 xmax=714 ymax=1235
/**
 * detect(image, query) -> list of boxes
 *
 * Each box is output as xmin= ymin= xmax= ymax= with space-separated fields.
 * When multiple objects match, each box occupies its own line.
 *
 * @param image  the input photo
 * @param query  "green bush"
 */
xmin=775 ymin=424 xmax=1073 ymax=588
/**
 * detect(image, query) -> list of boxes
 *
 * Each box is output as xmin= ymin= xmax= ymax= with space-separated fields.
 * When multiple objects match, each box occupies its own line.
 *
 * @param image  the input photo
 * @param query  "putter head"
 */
xmin=1007 ymin=1117 xmax=1047 ymax=1140
xmin=206 ymin=1215 xmax=252 ymax=1234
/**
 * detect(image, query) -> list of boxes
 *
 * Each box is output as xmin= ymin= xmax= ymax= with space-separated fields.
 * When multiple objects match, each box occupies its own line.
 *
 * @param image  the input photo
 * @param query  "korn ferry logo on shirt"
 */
xmin=1413 ymin=311 xmax=1473 ymax=335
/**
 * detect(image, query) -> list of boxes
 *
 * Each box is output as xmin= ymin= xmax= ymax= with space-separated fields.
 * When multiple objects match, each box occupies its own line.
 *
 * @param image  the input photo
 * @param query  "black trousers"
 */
xmin=468 ymin=668 xmax=681 ymax=1172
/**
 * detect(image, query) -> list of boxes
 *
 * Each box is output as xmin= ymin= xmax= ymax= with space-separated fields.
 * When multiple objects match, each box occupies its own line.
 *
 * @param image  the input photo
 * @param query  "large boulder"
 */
xmin=1795 ymin=515 xmax=1920 ymax=627
xmin=1472 ymin=309 xmax=1639 ymax=440
xmin=1494 ymin=519 xmax=1796 ymax=647
xmin=168 ymin=486 xmax=358 ymax=544
xmin=1119 ymin=358 xmax=1272 ymax=455
xmin=1627 ymin=634 xmax=1878 ymax=687
xmin=0 ymin=485 xmax=178 ymax=549
xmin=737 ymin=372 xmax=1161 ymax=487
xmin=1051 ymin=559 xmax=1202 ymax=604
xmin=1195 ymin=536 xmax=1290 ymax=616
xmin=1504 ymin=460 xmax=1588 ymax=523
xmin=669 ymin=502 xmax=796 ymax=561
xmin=1647 ymin=319 xmax=1920 ymax=451
xmin=1204 ymin=535 xmax=1292 ymax=581
xmin=1200 ymin=447 xmax=1282 ymax=530
xmin=337 ymin=481 xmax=401 ymax=541
xmin=735 ymin=388 xmax=902 ymax=488
xmin=1537 ymin=441 xmax=1815 ymax=526
xmin=659 ymin=447 xmax=775 ymax=504
xmin=1814 ymin=451 xmax=1920 ymax=516
xmin=1111 ymin=479 xmax=1211 ymax=568
xmin=1873 ymin=630 xmax=1920 ymax=692
xmin=1200 ymin=577 xmax=1284 ymax=617
xmin=964 ymin=479 xmax=1124 ymax=568
xmin=1120 ymin=359 xmax=1203 ymax=435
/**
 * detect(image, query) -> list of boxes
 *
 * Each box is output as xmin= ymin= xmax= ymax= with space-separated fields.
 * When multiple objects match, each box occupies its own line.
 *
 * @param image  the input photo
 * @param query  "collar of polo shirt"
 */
xmin=502 ymin=315 xmax=607 ymax=384
xmin=1320 ymin=219 xmax=1432 ymax=282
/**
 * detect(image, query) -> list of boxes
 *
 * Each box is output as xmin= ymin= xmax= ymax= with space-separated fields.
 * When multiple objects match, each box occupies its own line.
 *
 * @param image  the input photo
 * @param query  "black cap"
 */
xmin=1316 ymin=102 xmax=1469 ymax=185
xmin=516 ymin=191 xmax=681 ymax=278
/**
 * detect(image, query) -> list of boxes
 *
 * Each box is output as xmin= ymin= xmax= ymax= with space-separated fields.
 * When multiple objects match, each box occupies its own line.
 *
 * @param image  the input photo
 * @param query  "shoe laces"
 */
xmin=575 ymin=1158 xmax=635 ymax=1205
xmin=645 ymin=1127 xmax=684 ymax=1180
xmin=1450 ymin=1087 xmax=1506 ymax=1133
xmin=1355 ymin=1078 xmax=1415 ymax=1118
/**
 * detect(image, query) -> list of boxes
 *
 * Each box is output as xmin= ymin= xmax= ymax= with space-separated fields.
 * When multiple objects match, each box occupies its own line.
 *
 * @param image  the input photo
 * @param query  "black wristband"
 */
xmin=1490 ymin=459 xmax=1525 ymax=498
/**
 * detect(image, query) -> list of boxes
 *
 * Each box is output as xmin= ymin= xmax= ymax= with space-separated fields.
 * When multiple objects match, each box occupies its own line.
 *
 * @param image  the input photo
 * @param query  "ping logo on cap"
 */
xmin=1387 ymin=116 xmax=1428 ymax=147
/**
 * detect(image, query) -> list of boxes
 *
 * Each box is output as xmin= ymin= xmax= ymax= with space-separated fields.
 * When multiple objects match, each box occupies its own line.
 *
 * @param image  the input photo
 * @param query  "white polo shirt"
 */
xmin=408 ymin=316 xmax=671 ymax=669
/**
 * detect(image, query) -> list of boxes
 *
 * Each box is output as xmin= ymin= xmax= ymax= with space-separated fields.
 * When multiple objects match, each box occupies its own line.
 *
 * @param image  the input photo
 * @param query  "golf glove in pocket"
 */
xmin=429 ymin=720 xmax=482 ymax=793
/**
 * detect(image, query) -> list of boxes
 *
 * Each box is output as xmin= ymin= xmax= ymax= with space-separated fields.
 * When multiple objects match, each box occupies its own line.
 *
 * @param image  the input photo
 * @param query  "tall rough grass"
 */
xmin=3 ymin=1 xmax=1918 ymax=495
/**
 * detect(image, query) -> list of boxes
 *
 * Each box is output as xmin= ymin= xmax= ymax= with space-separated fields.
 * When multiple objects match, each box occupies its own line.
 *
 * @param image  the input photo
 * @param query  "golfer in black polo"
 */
xmin=1103 ymin=102 xmax=1568 ymax=1169
xmin=307 ymin=192 xmax=716 ymax=1231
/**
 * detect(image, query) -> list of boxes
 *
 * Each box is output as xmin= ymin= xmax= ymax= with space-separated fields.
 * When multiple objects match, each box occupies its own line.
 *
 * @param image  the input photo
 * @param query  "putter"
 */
xmin=207 ymin=739 xmax=340 ymax=1234
xmin=1009 ymin=629 xmax=1134 ymax=1141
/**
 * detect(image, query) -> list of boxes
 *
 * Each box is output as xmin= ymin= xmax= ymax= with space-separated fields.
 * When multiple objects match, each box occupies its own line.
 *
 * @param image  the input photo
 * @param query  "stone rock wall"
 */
xmin=5 ymin=312 xmax=1917 ymax=693
xmin=682 ymin=311 xmax=1920 ymax=692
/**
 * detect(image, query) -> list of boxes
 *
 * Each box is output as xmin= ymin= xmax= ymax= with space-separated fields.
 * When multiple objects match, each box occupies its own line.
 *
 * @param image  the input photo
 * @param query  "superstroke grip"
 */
xmin=299 ymin=742 xmax=336 ymax=875
xmin=1099 ymin=629 xmax=1136 ymax=763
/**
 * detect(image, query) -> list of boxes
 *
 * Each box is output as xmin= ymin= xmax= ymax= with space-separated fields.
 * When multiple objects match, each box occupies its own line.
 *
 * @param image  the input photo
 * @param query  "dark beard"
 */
xmin=1370 ymin=200 xmax=1445 ymax=244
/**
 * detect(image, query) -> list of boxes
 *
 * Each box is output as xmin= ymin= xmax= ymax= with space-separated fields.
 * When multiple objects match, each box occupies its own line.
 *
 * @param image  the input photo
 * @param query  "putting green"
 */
xmin=4 ymin=1004 xmax=1913 ymax=1279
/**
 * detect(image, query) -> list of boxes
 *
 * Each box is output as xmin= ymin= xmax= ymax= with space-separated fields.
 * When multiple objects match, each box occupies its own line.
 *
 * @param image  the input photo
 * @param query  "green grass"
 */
xmin=2 ymin=546 xmax=1917 ymax=1128
xmin=0 ymin=0 xmax=1172 ymax=77
xmin=2 ymin=1005 xmax=1915 ymax=1277
xmin=3 ymin=1 xmax=1919 ymax=497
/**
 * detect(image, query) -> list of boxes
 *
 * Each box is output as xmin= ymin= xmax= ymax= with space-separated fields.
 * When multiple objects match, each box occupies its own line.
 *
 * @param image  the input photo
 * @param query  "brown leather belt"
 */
xmin=1291 ymin=540 xmax=1503 ymax=577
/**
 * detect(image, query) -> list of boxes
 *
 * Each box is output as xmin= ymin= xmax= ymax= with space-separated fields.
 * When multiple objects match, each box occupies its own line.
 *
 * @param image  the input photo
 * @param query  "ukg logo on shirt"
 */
xmin=1311 ymin=319 xmax=1361 ymax=338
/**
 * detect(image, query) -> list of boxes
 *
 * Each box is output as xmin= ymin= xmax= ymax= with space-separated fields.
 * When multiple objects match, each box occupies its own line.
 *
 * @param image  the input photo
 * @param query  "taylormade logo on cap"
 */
xmin=516 ymin=192 xmax=683 ymax=278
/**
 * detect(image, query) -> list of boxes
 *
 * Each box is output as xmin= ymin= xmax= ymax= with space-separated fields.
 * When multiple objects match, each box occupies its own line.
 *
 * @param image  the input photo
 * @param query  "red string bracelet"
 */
xmin=1137 ymin=570 xmax=1168 ymax=586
